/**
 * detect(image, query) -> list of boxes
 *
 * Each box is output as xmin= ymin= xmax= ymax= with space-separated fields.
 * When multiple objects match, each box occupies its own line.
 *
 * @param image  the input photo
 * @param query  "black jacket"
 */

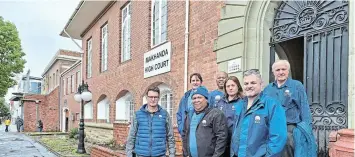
xmin=182 ymin=107 xmax=228 ymax=157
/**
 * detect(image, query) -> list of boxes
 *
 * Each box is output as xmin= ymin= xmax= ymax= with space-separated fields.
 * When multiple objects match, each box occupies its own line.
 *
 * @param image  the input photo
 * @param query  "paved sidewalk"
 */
xmin=0 ymin=124 xmax=57 ymax=157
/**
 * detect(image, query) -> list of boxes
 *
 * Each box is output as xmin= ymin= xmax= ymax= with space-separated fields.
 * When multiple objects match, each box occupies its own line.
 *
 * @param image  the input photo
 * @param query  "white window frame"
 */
xmin=151 ymin=0 xmax=168 ymax=47
xmin=115 ymin=93 xmax=134 ymax=123
xmin=101 ymin=24 xmax=108 ymax=72
xmin=63 ymin=78 xmax=66 ymax=95
xmin=84 ymin=102 xmax=93 ymax=119
xmin=97 ymin=97 xmax=110 ymax=122
xmin=71 ymin=74 xmax=75 ymax=93
xmin=67 ymin=77 xmax=71 ymax=94
xmin=87 ymin=39 xmax=92 ymax=78
xmin=160 ymin=91 xmax=173 ymax=121
xmin=121 ymin=3 xmax=131 ymax=62
xmin=76 ymin=71 xmax=80 ymax=88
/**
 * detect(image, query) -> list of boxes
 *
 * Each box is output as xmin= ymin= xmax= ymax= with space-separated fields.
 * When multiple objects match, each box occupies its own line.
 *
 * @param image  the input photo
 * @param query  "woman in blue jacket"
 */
xmin=176 ymin=73 xmax=207 ymax=137
xmin=215 ymin=76 xmax=243 ymax=157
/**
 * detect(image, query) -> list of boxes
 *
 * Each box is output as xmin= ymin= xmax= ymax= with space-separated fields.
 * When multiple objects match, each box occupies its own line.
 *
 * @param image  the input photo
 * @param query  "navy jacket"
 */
xmin=231 ymin=93 xmax=287 ymax=157
xmin=176 ymin=90 xmax=192 ymax=136
xmin=209 ymin=90 xmax=224 ymax=107
xmin=215 ymin=97 xmax=242 ymax=137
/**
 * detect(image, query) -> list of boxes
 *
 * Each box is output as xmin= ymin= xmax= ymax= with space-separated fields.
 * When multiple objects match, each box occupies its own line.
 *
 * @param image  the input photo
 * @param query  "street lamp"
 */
xmin=74 ymin=80 xmax=92 ymax=154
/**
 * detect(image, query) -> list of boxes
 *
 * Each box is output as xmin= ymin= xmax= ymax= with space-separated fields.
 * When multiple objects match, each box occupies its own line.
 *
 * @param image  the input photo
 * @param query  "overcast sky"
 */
xmin=0 ymin=0 xmax=82 ymax=77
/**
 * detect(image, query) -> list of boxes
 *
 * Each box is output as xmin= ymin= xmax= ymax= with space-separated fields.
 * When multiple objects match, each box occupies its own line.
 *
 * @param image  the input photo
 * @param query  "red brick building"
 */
xmin=22 ymin=49 xmax=81 ymax=132
xmin=60 ymin=0 xmax=223 ymax=152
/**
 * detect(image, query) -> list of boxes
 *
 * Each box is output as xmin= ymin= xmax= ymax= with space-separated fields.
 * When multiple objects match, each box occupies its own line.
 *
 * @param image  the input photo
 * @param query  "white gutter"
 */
xmin=184 ymin=0 xmax=190 ymax=92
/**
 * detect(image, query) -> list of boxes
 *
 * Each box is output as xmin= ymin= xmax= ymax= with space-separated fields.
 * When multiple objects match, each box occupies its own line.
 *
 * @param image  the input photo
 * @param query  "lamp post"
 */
xmin=74 ymin=80 xmax=92 ymax=154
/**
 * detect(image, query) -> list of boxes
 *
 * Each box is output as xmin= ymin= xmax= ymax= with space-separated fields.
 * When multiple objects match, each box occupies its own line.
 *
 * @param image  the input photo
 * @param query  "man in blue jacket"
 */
xmin=231 ymin=69 xmax=287 ymax=157
xmin=209 ymin=71 xmax=228 ymax=107
xmin=125 ymin=86 xmax=176 ymax=157
xmin=263 ymin=60 xmax=316 ymax=157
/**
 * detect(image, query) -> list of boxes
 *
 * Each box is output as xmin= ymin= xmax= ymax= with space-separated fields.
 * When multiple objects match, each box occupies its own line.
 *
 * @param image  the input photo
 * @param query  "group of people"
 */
xmin=2 ymin=116 xmax=43 ymax=132
xmin=125 ymin=60 xmax=317 ymax=157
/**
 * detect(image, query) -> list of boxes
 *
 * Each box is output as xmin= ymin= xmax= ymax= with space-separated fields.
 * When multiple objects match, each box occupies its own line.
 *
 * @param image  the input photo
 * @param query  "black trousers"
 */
xmin=17 ymin=125 xmax=21 ymax=132
xmin=5 ymin=125 xmax=9 ymax=132
xmin=282 ymin=124 xmax=296 ymax=157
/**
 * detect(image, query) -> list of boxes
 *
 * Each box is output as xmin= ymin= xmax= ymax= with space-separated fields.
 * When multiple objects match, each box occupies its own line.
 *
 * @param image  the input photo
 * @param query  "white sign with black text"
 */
xmin=144 ymin=42 xmax=171 ymax=78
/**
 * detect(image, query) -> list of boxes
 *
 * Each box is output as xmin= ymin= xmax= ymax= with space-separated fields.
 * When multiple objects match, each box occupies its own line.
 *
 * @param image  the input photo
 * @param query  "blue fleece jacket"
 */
xmin=231 ymin=93 xmax=287 ymax=157
xmin=209 ymin=90 xmax=224 ymax=108
xmin=263 ymin=78 xmax=312 ymax=124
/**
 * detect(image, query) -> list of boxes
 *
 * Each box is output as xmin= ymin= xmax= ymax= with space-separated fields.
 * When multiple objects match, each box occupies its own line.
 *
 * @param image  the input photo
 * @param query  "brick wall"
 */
xmin=75 ymin=0 xmax=223 ymax=155
xmin=90 ymin=145 xmax=126 ymax=157
xmin=79 ymin=0 xmax=222 ymax=124
xmin=329 ymin=129 xmax=354 ymax=157
xmin=113 ymin=122 xmax=183 ymax=155
xmin=113 ymin=122 xmax=130 ymax=146
xmin=23 ymin=88 xmax=60 ymax=132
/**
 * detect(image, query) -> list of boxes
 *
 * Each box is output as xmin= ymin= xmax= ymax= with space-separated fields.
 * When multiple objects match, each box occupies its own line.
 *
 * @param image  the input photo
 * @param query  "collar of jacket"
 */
xmin=140 ymin=104 xmax=163 ymax=113
xmin=272 ymin=78 xmax=292 ymax=88
xmin=189 ymin=106 xmax=212 ymax=117
xmin=222 ymin=95 xmax=241 ymax=103
xmin=243 ymin=92 xmax=266 ymax=115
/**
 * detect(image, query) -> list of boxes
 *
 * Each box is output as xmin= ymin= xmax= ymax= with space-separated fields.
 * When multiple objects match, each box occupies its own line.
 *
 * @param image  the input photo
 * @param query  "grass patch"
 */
xmin=26 ymin=132 xmax=68 ymax=136
xmin=39 ymin=136 xmax=89 ymax=157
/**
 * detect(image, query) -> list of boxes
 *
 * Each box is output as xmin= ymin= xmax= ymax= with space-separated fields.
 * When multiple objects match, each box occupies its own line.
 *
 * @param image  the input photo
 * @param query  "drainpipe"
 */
xmin=184 ymin=0 xmax=190 ymax=92
xmin=59 ymin=68 xmax=62 ymax=132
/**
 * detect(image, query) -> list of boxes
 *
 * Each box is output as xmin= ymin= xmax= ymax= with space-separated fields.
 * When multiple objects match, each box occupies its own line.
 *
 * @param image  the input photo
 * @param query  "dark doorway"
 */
xmin=277 ymin=37 xmax=304 ymax=83
xmin=65 ymin=109 xmax=69 ymax=132
xmin=65 ymin=117 xmax=69 ymax=132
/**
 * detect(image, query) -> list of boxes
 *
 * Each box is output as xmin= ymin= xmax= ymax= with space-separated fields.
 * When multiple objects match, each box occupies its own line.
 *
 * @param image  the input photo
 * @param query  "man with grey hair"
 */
xmin=230 ymin=69 xmax=287 ymax=157
xmin=263 ymin=60 xmax=316 ymax=157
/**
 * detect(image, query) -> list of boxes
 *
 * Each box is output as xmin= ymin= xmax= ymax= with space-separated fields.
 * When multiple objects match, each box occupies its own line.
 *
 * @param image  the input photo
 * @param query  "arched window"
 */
xmin=84 ymin=101 xmax=93 ymax=119
xmin=116 ymin=92 xmax=134 ymax=122
xmin=158 ymin=84 xmax=173 ymax=121
xmin=97 ymin=96 xmax=110 ymax=123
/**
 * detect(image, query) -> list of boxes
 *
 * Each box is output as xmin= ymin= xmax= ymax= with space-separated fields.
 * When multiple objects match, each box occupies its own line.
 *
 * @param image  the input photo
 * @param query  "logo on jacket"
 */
xmin=285 ymin=89 xmax=291 ymax=96
xmin=202 ymin=120 xmax=207 ymax=126
xmin=254 ymin=116 xmax=261 ymax=124
xmin=159 ymin=115 xmax=162 ymax=118
xmin=232 ymin=105 xmax=235 ymax=110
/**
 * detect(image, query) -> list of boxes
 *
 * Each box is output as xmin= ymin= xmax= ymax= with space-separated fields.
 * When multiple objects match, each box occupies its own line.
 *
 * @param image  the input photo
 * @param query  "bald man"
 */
xmin=209 ymin=71 xmax=228 ymax=107
xmin=263 ymin=60 xmax=316 ymax=157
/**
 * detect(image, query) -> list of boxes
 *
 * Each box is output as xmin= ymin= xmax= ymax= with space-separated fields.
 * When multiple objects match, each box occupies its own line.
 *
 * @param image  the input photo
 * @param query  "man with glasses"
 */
xmin=182 ymin=86 xmax=228 ymax=157
xmin=126 ymin=86 xmax=176 ymax=157
xmin=230 ymin=69 xmax=287 ymax=157
xmin=263 ymin=60 xmax=316 ymax=157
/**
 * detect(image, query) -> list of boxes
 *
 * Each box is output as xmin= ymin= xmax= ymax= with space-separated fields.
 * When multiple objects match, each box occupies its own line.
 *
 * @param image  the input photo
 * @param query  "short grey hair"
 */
xmin=272 ymin=60 xmax=290 ymax=72
xmin=243 ymin=69 xmax=262 ymax=81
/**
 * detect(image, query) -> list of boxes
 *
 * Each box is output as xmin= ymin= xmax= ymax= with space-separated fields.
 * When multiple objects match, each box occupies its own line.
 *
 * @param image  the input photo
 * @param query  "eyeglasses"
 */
xmin=147 ymin=96 xmax=159 ymax=99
